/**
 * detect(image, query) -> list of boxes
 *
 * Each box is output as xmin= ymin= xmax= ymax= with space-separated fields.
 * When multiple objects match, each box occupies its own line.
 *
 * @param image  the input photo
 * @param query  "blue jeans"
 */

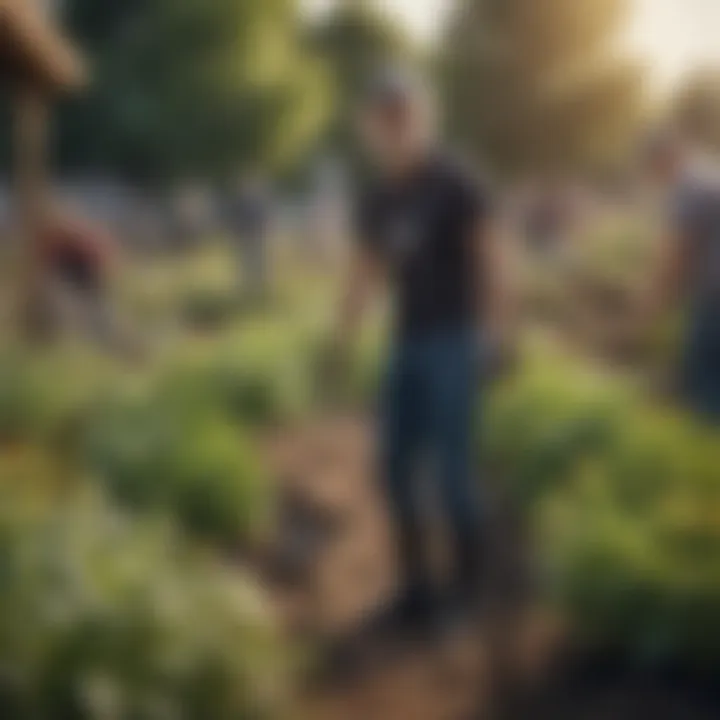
xmin=682 ymin=303 xmax=720 ymax=423
xmin=379 ymin=331 xmax=483 ymax=594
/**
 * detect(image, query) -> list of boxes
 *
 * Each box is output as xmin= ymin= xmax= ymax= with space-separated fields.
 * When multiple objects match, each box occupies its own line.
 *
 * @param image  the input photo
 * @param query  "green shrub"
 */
xmin=0 ymin=352 xmax=51 ymax=444
xmin=0 ymin=492 xmax=289 ymax=719
xmin=486 ymin=351 xmax=629 ymax=506
xmin=0 ymin=349 xmax=113 ymax=450
xmin=158 ymin=323 xmax=316 ymax=427
xmin=494 ymin=349 xmax=720 ymax=665
xmin=541 ymin=423 xmax=720 ymax=665
xmin=308 ymin=319 xmax=385 ymax=409
xmin=121 ymin=246 xmax=241 ymax=331
xmin=85 ymin=386 xmax=271 ymax=547
xmin=180 ymin=285 xmax=242 ymax=330
xmin=345 ymin=323 xmax=385 ymax=406
xmin=0 ymin=446 xmax=72 ymax=512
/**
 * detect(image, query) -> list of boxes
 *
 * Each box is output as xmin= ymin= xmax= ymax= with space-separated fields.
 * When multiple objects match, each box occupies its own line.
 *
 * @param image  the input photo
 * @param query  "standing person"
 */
xmin=332 ymin=69 xmax=511 ymax=635
xmin=640 ymin=129 xmax=720 ymax=423
xmin=226 ymin=174 xmax=274 ymax=301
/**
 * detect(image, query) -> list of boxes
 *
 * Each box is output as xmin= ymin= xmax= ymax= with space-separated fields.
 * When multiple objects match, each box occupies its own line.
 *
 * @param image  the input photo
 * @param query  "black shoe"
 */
xmin=455 ymin=527 xmax=489 ymax=604
xmin=316 ymin=585 xmax=437 ymax=686
xmin=360 ymin=583 xmax=438 ymax=643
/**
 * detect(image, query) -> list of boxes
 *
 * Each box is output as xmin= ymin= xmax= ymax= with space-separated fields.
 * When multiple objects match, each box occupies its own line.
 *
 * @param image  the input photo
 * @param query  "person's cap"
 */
xmin=362 ymin=66 xmax=429 ymax=114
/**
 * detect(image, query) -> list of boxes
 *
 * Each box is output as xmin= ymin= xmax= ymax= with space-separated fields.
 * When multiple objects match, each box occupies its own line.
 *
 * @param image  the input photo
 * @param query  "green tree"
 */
xmin=672 ymin=68 xmax=720 ymax=153
xmin=441 ymin=0 xmax=644 ymax=178
xmin=58 ymin=0 xmax=330 ymax=181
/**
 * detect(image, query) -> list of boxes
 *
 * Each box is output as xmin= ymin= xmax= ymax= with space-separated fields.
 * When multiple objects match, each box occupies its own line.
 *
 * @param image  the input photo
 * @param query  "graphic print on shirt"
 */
xmin=386 ymin=212 xmax=423 ymax=265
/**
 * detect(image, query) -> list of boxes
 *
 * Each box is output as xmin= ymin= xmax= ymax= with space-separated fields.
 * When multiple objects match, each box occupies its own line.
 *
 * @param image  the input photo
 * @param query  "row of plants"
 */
xmin=0 ymin=488 xmax=290 ymax=720
xmin=0 ymin=248 xmax=389 ymax=719
xmin=0 ymin=317 xmax=317 ymax=718
xmin=0 ymin=296 xmax=383 ymax=537
xmin=0 ymin=346 xmax=270 ymax=549
xmin=4 ymin=301 xmax=716 ymax=677
xmin=486 ymin=346 xmax=720 ymax=667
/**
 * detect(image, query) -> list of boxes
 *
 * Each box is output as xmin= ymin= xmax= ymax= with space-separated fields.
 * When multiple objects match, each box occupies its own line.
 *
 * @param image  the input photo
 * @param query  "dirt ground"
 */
xmin=264 ymin=416 xmax=720 ymax=720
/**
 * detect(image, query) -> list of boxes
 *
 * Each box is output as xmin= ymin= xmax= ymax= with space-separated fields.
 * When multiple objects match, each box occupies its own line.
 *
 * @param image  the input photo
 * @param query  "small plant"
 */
xmin=158 ymin=323 xmax=316 ymax=427
xmin=0 ymin=492 xmax=290 ymax=719
xmin=0 ymin=348 xmax=113 ymax=450
xmin=180 ymin=284 xmax=243 ymax=330
xmin=486 ymin=349 xmax=628 ymax=506
xmin=85 ymin=386 xmax=272 ymax=547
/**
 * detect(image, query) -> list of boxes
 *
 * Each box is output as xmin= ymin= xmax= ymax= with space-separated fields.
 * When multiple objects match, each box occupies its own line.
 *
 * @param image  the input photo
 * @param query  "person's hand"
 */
xmin=318 ymin=331 xmax=353 ymax=404
xmin=481 ymin=329 xmax=519 ymax=382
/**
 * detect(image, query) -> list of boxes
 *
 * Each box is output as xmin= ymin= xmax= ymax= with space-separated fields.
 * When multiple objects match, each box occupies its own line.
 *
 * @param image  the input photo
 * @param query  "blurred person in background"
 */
xmin=225 ymin=173 xmax=274 ymax=302
xmin=333 ymin=69 xmax=512 ymax=637
xmin=40 ymin=203 xmax=125 ymax=351
xmin=523 ymin=183 xmax=568 ymax=258
xmin=170 ymin=184 xmax=213 ymax=250
xmin=640 ymin=128 xmax=720 ymax=423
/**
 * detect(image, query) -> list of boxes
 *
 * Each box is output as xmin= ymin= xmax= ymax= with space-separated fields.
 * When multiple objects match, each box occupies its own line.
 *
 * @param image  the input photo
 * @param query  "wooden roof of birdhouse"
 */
xmin=0 ymin=0 xmax=85 ymax=92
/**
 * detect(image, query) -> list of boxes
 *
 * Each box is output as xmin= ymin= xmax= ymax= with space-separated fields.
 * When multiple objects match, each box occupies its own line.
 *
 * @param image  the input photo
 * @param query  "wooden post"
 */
xmin=13 ymin=86 xmax=50 ymax=339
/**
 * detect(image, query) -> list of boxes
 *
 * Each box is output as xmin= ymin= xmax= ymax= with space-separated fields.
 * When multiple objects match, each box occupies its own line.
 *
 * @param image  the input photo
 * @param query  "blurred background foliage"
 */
xmin=0 ymin=491 xmax=290 ymax=719
xmin=0 ymin=0 xmax=719 ymax=716
xmin=441 ymin=0 xmax=645 ymax=178
xmin=0 ymin=0 xmax=677 ymax=184
xmin=57 ymin=0 xmax=332 ymax=181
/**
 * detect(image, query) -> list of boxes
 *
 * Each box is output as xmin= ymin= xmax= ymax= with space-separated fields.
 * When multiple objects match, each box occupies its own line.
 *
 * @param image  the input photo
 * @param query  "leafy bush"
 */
xmin=344 ymin=323 xmax=385 ymax=406
xmin=490 ymin=349 xmax=720 ymax=666
xmin=0 ymin=352 xmax=53 ymax=444
xmin=486 ymin=350 xmax=630 ymax=506
xmin=308 ymin=319 xmax=386 ymax=409
xmin=85 ymin=386 xmax=272 ymax=547
xmin=0 ymin=349 xmax=113 ymax=450
xmin=0 ymin=446 xmax=72 ymax=513
xmin=180 ymin=285 xmax=243 ymax=330
xmin=121 ymin=246 xmax=241 ymax=331
xmin=0 ymin=493 xmax=289 ymax=719
xmin=158 ymin=322 xmax=316 ymax=427
xmin=541 ymin=418 xmax=720 ymax=666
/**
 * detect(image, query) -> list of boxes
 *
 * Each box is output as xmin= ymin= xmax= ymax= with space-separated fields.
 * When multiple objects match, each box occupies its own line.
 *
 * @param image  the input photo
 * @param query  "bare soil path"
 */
xmin=263 ymin=415 xmax=720 ymax=720
xmin=263 ymin=415 xmax=548 ymax=720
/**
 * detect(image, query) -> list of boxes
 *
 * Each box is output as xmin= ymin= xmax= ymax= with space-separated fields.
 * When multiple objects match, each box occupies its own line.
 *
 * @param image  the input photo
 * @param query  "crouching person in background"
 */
xmin=225 ymin=174 xmax=275 ymax=304
xmin=40 ymin=205 xmax=127 ymax=353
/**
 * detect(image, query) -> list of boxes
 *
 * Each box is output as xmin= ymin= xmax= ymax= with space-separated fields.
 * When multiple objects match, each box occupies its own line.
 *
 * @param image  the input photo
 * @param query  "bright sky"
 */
xmin=629 ymin=0 xmax=720 ymax=88
xmin=304 ymin=0 xmax=720 ymax=91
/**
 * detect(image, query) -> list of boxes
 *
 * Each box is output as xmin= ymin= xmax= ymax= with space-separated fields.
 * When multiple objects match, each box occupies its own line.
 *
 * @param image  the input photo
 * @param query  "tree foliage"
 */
xmin=672 ymin=68 xmax=720 ymax=153
xmin=440 ymin=0 xmax=644 ymax=178
xmin=57 ymin=0 xmax=331 ymax=182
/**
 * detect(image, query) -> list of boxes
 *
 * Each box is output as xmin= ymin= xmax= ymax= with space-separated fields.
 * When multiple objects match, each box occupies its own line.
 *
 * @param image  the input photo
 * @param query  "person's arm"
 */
xmin=334 ymin=244 xmax=381 ymax=348
xmin=477 ymin=214 xmax=513 ymax=346
xmin=638 ymin=230 xmax=690 ymax=326
xmin=333 ymin=188 xmax=384 ymax=345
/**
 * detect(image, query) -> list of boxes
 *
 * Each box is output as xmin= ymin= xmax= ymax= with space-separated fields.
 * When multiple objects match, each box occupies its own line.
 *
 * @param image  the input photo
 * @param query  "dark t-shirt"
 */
xmin=356 ymin=153 xmax=493 ymax=339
